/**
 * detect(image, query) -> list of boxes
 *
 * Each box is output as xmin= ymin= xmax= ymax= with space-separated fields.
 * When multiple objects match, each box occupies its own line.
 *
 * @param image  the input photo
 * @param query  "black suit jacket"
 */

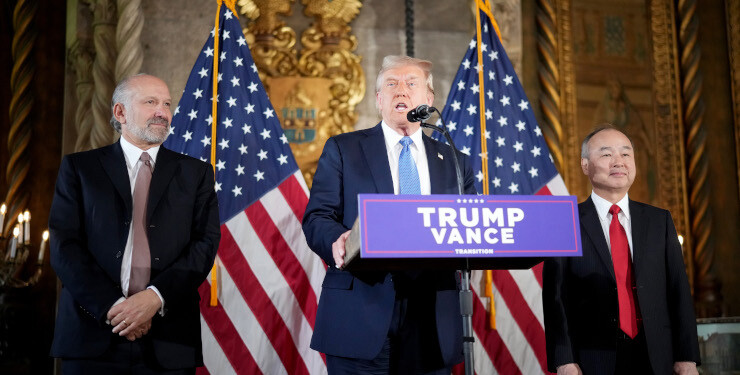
xmin=49 ymin=142 xmax=220 ymax=369
xmin=543 ymin=197 xmax=700 ymax=374
xmin=302 ymin=123 xmax=476 ymax=365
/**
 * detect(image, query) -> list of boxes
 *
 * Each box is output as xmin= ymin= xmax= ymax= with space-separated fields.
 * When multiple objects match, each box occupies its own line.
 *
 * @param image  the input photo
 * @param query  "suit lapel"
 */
xmin=423 ymin=136 xmax=445 ymax=194
xmin=360 ymin=123 xmax=393 ymax=194
xmin=628 ymin=199 xmax=647 ymax=276
xmin=100 ymin=142 xmax=133 ymax=215
xmin=581 ymin=197 xmax=616 ymax=279
xmin=147 ymin=147 xmax=178 ymax=220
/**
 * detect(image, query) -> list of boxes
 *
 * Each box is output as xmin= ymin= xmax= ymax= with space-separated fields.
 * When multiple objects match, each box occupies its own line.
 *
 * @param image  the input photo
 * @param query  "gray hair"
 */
xmin=375 ymin=55 xmax=434 ymax=95
xmin=581 ymin=124 xmax=635 ymax=158
xmin=109 ymin=73 xmax=148 ymax=133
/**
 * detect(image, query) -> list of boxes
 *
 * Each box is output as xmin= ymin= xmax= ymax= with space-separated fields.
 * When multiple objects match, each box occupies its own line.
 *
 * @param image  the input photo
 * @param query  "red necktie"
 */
xmin=609 ymin=204 xmax=638 ymax=338
xmin=129 ymin=152 xmax=152 ymax=295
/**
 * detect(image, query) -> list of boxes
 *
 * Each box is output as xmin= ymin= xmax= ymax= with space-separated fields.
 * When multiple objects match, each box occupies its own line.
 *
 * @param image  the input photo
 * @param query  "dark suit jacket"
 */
xmin=49 ymin=142 xmax=220 ymax=369
xmin=302 ymin=123 xmax=476 ymax=365
xmin=543 ymin=197 xmax=700 ymax=374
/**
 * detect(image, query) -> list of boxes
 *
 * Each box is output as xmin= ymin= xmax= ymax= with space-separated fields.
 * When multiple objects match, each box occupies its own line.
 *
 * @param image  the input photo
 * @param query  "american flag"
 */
xmin=435 ymin=3 xmax=567 ymax=374
xmin=164 ymin=4 xmax=327 ymax=374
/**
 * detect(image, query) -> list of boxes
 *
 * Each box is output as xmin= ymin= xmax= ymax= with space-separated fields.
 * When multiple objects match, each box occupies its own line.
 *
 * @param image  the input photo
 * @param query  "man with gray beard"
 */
xmin=49 ymin=74 xmax=220 ymax=374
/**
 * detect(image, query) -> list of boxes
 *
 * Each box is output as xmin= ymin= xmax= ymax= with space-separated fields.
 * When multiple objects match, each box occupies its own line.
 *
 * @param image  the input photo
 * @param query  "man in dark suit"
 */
xmin=543 ymin=126 xmax=700 ymax=374
xmin=302 ymin=55 xmax=476 ymax=374
xmin=49 ymin=74 xmax=220 ymax=374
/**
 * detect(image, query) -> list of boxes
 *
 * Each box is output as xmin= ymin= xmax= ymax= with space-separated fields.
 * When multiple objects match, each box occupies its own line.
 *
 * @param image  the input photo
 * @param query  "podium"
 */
xmin=342 ymin=194 xmax=582 ymax=374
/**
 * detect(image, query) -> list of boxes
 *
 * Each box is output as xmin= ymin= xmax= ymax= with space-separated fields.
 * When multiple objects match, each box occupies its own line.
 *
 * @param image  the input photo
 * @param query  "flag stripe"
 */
xmin=491 ymin=270 xmax=549 ymax=373
xmin=278 ymin=173 xmax=309 ymax=221
xmin=261 ymin=182 xmax=324 ymax=300
xmin=218 ymin=223 xmax=311 ymax=375
xmin=245 ymin=200 xmax=318 ymax=325
xmin=510 ymin=269 xmax=545 ymax=327
xmin=470 ymin=285 xmax=522 ymax=375
xmin=198 ymin=282 xmax=262 ymax=375
xmin=532 ymin=262 xmax=544 ymax=288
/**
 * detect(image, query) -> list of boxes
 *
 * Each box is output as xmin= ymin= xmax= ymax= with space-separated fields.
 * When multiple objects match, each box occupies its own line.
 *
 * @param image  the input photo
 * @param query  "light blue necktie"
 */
xmin=399 ymin=136 xmax=421 ymax=194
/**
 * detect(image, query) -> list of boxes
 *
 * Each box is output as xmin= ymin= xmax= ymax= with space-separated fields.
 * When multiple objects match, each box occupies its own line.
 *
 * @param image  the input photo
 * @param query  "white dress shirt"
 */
xmin=118 ymin=136 xmax=165 ymax=310
xmin=381 ymin=121 xmax=431 ymax=195
xmin=591 ymin=191 xmax=634 ymax=258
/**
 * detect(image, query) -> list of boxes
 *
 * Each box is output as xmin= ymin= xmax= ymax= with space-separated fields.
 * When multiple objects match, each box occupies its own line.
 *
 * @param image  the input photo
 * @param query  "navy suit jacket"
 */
xmin=49 ymin=142 xmax=220 ymax=369
xmin=543 ymin=197 xmax=700 ymax=374
xmin=302 ymin=123 xmax=476 ymax=364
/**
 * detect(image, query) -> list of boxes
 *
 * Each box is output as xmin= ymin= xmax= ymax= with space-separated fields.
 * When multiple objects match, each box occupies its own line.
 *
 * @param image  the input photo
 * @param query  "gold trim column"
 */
xmin=5 ymin=0 xmax=37 ymax=235
xmin=677 ymin=0 xmax=722 ymax=317
xmin=84 ymin=0 xmax=118 ymax=149
xmin=69 ymin=40 xmax=96 ymax=152
xmin=727 ymin=0 xmax=740 ymax=203
xmin=114 ymin=0 xmax=143 ymax=81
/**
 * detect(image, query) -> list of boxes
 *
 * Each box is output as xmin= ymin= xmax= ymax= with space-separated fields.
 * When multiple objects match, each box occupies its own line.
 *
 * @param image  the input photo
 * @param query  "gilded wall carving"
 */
xmin=238 ymin=0 xmax=365 ymax=185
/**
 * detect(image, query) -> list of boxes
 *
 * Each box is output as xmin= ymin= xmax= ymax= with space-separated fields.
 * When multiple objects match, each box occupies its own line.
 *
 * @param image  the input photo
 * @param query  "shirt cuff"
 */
xmin=147 ymin=285 xmax=166 ymax=316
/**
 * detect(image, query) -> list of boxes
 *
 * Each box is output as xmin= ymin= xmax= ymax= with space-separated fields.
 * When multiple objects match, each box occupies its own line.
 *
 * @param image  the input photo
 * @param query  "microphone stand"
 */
xmin=420 ymin=112 xmax=475 ymax=375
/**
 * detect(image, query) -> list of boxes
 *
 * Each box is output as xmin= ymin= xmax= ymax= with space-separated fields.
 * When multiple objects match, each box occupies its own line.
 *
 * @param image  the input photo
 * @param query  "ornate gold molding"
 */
xmin=84 ymin=0 xmax=118 ymax=149
xmin=677 ymin=0 xmax=722 ymax=316
xmin=535 ymin=0 xmax=577 ymax=191
xmin=5 ymin=0 xmax=37 ymax=235
xmin=114 ymin=0 xmax=143 ymax=81
xmin=69 ymin=40 xmax=96 ymax=152
xmin=727 ymin=0 xmax=740 ymax=203
xmin=650 ymin=0 xmax=693 ymax=284
xmin=238 ymin=0 xmax=365 ymax=185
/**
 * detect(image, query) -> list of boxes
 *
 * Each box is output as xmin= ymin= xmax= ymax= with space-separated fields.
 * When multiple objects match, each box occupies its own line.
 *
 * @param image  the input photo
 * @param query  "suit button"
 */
xmin=154 ymin=257 xmax=160 ymax=262
xmin=149 ymin=224 xmax=156 ymax=228
xmin=116 ymin=251 xmax=122 ymax=258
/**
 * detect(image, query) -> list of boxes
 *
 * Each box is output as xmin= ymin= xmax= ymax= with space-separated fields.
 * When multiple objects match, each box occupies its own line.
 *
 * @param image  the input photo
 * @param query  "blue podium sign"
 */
xmin=357 ymin=194 xmax=581 ymax=258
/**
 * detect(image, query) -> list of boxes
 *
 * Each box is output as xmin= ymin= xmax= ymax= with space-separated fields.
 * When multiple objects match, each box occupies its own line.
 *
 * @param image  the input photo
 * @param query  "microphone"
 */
xmin=406 ymin=104 xmax=437 ymax=122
